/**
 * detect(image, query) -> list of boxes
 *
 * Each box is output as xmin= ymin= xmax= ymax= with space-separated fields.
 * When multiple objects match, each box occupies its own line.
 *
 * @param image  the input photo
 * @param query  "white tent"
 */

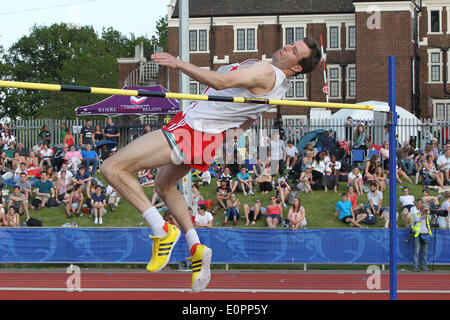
xmin=328 ymin=101 xmax=419 ymax=145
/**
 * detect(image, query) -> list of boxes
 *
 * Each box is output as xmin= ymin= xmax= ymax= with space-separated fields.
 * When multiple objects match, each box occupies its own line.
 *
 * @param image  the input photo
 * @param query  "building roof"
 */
xmin=171 ymin=0 xmax=357 ymax=18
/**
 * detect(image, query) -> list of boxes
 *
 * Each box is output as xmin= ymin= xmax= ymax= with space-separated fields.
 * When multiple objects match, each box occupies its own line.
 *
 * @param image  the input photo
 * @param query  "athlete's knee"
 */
xmin=101 ymin=157 xmax=117 ymax=182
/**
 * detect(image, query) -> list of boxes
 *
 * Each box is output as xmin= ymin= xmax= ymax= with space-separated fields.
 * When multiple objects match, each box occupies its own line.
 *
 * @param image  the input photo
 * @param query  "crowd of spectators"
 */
xmin=0 ymin=118 xmax=121 ymax=227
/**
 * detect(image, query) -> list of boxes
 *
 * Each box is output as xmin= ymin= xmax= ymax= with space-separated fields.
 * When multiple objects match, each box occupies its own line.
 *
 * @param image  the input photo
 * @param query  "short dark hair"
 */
xmin=297 ymin=37 xmax=322 ymax=75
xmin=198 ymin=204 xmax=207 ymax=211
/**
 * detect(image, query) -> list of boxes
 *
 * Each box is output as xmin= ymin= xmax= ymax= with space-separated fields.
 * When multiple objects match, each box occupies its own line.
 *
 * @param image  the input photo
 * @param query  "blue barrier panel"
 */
xmin=0 ymin=228 xmax=449 ymax=264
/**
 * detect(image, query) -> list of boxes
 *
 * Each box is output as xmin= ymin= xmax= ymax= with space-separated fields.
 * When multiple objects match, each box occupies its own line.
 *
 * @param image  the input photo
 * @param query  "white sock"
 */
xmin=142 ymin=206 xmax=167 ymax=238
xmin=185 ymin=228 xmax=200 ymax=253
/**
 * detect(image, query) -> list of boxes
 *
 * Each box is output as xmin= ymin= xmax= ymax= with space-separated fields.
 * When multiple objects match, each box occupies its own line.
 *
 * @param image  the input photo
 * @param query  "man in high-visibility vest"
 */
xmin=411 ymin=203 xmax=433 ymax=272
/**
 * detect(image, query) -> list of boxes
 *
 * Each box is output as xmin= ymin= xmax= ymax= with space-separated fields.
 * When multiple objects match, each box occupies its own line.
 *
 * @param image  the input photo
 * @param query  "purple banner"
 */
xmin=76 ymin=85 xmax=180 ymax=116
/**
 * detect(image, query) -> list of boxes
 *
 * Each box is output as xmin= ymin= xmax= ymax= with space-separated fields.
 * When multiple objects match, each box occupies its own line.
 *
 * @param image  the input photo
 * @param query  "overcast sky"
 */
xmin=0 ymin=0 xmax=170 ymax=49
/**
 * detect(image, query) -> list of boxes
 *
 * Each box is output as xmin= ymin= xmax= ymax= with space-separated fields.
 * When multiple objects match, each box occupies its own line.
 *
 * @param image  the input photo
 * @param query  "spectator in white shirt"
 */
xmin=399 ymin=186 xmax=415 ymax=228
xmin=39 ymin=144 xmax=53 ymax=168
xmin=348 ymin=167 xmax=364 ymax=196
xmin=284 ymin=140 xmax=299 ymax=171
xmin=194 ymin=204 xmax=213 ymax=228
xmin=436 ymin=147 xmax=450 ymax=184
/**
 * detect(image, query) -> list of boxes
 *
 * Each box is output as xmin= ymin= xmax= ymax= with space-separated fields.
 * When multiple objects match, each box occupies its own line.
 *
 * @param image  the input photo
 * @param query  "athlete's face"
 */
xmin=272 ymin=40 xmax=311 ymax=74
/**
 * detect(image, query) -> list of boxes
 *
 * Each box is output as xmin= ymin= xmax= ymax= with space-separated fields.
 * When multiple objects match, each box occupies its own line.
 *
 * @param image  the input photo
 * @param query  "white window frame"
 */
xmin=432 ymin=100 xmax=450 ymax=121
xmin=427 ymin=49 xmax=443 ymax=84
xmin=233 ymin=26 xmax=258 ymax=53
xmin=284 ymin=74 xmax=307 ymax=100
xmin=189 ymin=29 xmax=209 ymax=53
xmin=427 ymin=7 xmax=443 ymax=35
xmin=327 ymin=64 xmax=342 ymax=99
xmin=346 ymin=64 xmax=356 ymax=99
xmin=327 ymin=24 xmax=341 ymax=51
xmin=448 ymin=7 xmax=450 ymax=34
xmin=282 ymin=24 xmax=307 ymax=46
xmin=345 ymin=24 xmax=356 ymax=50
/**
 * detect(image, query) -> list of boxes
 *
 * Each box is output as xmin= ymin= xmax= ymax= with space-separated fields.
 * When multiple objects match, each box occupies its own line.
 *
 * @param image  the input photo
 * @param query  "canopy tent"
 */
xmin=75 ymin=85 xmax=180 ymax=116
xmin=329 ymin=101 xmax=420 ymax=145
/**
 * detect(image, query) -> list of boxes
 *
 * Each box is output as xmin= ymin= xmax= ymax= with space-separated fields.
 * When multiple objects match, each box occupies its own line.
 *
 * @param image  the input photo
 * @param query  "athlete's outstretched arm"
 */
xmin=152 ymin=52 xmax=275 ymax=94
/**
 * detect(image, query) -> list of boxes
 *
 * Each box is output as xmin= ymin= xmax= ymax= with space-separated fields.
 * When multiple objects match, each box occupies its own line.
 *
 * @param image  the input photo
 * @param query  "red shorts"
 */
xmin=161 ymin=111 xmax=224 ymax=172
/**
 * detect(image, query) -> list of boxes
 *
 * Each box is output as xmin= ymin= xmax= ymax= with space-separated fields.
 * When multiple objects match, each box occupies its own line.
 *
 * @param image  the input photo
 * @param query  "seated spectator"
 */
xmin=364 ymin=155 xmax=378 ymax=183
xmin=0 ymin=151 xmax=7 ymax=169
xmin=55 ymin=170 xmax=70 ymax=206
xmin=223 ymin=193 xmax=240 ymax=226
xmin=39 ymin=144 xmax=53 ymax=168
xmin=32 ymin=141 xmax=43 ymax=158
xmin=298 ymin=165 xmax=314 ymax=194
xmin=374 ymin=166 xmax=387 ymax=192
xmin=421 ymin=189 xmax=439 ymax=209
xmin=397 ymin=141 xmax=415 ymax=175
xmin=105 ymin=184 xmax=120 ymax=212
xmin=54 ymin=144 xmax=69 ymax=171
xmin=266 ymin=196 xmax=283 ymax=229
xmin=380 ymin=141 xmax=390 ymax=169
xmin=348 ymin=167 xmax=364 ymax=196
xmin=13 ymin=162 xmax=28 ymax=183
xmin=0 ymin=198 xmax=5 ymax=226
xmin=438 ymin=191 xmax=450 ymax=229
xmin=301 ymin=150 xmax=314 ymax=171
xmin=15 ymin=142 xmax=29 ymax=163
xmin=138 ymin=169 xmax=154 ymax=187
xmin=347 ymin=185 xmax=364 ymax=214
xmin=8 ymin=186 xmax=30 ymax=221
xmin=62 ymin=127 xmax=74 ymax=147
xmin=276 ymin=176 xmax=291 ymax=208
xmin=236 ymin=166 xmax=254 ymax=196
xmin=396 ymin=162 xmax=413 ymax=184
xmin=436 ymin=147 xmax=450 ymax=184
xmin=353 ymin=124 xmax=369 ymax=151
xmin=33 ymin=171 xmax=55 ymax=210
xmin=46 ymin=166 xmax=57 ymax=183
xmin=327 ymin=154 xmax=341 ymax=175
xmin=15 ymin=172 xmax=32 ymax=201
xmin=216 ymin=166 xmax=237 ymax=191
xmin=194 ymin=169 xmax=211 ymax=186
xmin=284 ymin=141 xmax=299 ymax=171
xmin=81 ymin=144 xmax=100 ymax=176
xmin=195 ymin=204 xmax=213 ymax=228
xmin=91 ymin=185 xmax=106 ymax=225
xmin=38 ymin=125 xmax=51 ymax=146
xmin=2 ymin=129 xmax=15 ymax=151
xmin=163 ymin=209 xmax=179 ymax=227
xmin=365 ymin=183 xmax=388 ymax=216
xmin=415 ymin=153 xmax=425 ymax=183
xmin=26 ymin=151 xmax=39 ymax=169
xmin=421 ymin=155 xmax=443 ymax=187
xmin=330 ymin=192 xmax=364 ymax=228
xmin=65 ymin=184 xmax=83 ymax=217
xmin=431 ymin=138 xmax=440 ymax=159
xmin=8 ymin=151 xmax=21 ymax=171
xmin=72 ymin=166 xmax=92 ymax=194
xmin=399 ymin=186 xmax=414 ymax=228
xmin=243 ymin=199 xmax=266 ymax=226
xmin=258 ymin=168 xmax=273 ymax=194
xmin=252 ymin=158 xmax=264 ymax=184
xmin=423 ymin=143 xmax=435 ymax=162
xmin=57 ymin=163 xmax=74 ymax=191
xmin=4 ymin=206 xmax=20 ymax=227
xmin=323 ymin=167 xmax=338 ymax=193
xmin=288 ymin=196 xmax=306 ymax=230
xmin=65 ymin=145 xmax=83 ymax=173
xmin=212 ymin=180 xmax=231 ymax=214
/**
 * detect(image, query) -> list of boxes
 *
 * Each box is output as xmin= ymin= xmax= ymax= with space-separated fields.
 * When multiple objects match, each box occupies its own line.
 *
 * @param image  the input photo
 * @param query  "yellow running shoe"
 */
xmin=146 ymin=224 xmax=181 ymax=273
xmin=187 ymin=244 xmax=212 ymax=293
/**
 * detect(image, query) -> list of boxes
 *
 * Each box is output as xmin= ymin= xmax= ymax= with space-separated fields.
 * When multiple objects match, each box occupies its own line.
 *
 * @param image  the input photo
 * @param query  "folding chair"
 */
xmin=351 ymin=149 xmax=365 ymax=167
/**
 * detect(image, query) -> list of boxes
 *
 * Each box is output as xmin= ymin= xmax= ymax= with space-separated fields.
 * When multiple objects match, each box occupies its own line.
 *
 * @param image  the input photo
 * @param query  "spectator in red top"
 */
xmin=266 ymin=196 xmax=283 ymax=229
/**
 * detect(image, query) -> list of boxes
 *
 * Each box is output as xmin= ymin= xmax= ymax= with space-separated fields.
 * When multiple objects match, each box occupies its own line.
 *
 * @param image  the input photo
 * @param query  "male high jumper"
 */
xmin=101 ymin=37 xmax=321 ymax=292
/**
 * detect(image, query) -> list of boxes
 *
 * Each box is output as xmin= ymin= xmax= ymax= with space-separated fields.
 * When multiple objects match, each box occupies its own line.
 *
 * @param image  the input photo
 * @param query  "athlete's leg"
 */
xmin=101 ymin=130 xmax=174 ymax=214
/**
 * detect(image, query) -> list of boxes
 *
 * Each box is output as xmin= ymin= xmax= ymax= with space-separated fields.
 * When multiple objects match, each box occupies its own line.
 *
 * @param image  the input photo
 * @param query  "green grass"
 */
xmin=11 ymin=172 xmax=429 ymax=229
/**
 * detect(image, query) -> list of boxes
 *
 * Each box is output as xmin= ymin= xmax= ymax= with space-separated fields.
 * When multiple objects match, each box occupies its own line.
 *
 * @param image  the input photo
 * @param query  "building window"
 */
xmin=328 ymin=65 xmax=341 ymax=98
xmin=430 ymin=10 xmax=441 ymax=33
xmin=428 ymin=50 xmax=442 ymax=83
xmin=329 ymin=26 xmax=340 ymax=49
xmin=285 ymin=74 xmax=306 ymax=99
xmin=189 ymin=29 xmax=208 ymax=52
xmin=285 ymin=27 xmax=305 ymax=45
xmin=235 ymin=27 xmax=257 ymax=51
xmin=433 ymin=101 xmax=450 ymax=120
xmin=347 ymin=65 xmax=356 ymax=98
xmin=347 ymin=25 xmax=356 ymax=49
xmin=190 ymin=81 xmax=207 ymax=95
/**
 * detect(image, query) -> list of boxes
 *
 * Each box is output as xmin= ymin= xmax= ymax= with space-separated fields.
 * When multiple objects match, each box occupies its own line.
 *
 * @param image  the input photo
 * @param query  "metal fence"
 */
xmin=6 ymin=117 xmax=450 ymax=151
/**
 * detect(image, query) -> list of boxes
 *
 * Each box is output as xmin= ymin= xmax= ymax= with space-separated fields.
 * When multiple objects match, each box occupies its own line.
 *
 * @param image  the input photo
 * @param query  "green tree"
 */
xmin=151 ymin=15 xmax=168 ymax=52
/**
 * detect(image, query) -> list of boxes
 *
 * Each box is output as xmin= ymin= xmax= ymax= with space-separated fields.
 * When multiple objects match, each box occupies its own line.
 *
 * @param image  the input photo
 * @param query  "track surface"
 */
xmin=0 ymin=270 xmax=449 ymax=300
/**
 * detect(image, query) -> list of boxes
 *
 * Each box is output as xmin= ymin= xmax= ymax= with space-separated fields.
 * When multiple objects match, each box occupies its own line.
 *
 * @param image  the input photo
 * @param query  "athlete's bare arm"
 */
xmin=152 ymin=52 xmax=276 ymax=96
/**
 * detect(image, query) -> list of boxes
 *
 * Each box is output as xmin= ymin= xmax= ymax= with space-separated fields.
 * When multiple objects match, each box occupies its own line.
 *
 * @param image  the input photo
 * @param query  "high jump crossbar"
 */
xmin=0 ymin=80 xmax=390 ymax=112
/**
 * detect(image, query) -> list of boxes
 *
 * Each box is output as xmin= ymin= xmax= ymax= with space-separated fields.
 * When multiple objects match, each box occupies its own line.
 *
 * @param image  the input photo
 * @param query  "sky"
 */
xmin=0 ymin=0 xmax=171 ymax=49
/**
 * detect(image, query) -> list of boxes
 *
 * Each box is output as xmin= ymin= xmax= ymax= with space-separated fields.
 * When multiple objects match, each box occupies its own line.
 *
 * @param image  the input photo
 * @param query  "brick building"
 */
xmin=118 ymin=0 xmax=450 ymax=120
